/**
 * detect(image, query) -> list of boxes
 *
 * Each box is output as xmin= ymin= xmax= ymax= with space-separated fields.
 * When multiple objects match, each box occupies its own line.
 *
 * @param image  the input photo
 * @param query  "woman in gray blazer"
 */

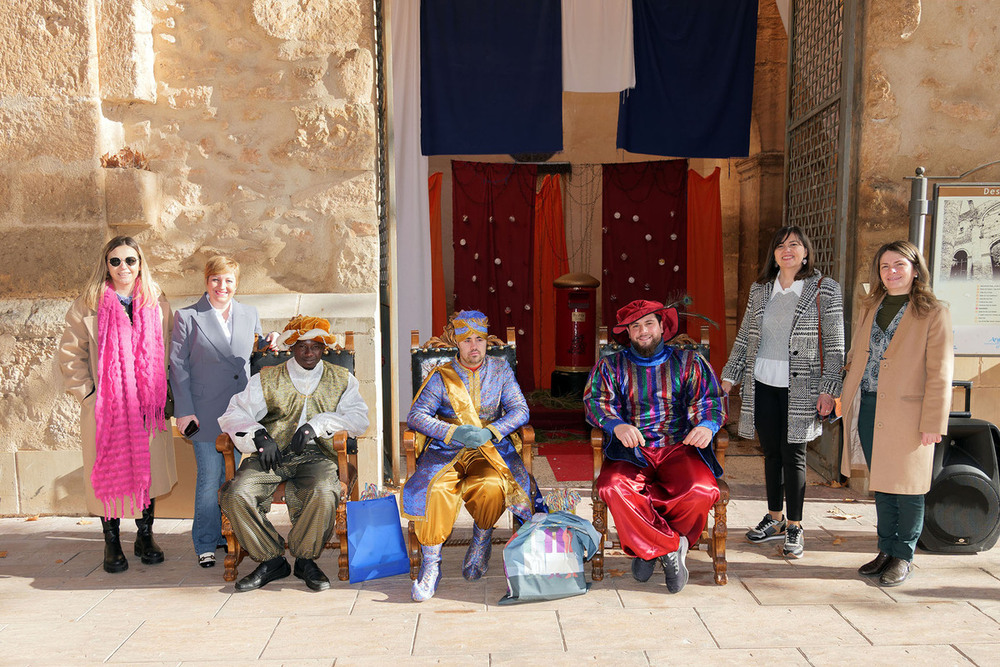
xmin=720 ymin=226 xmax=844 ymax=560
xmin=170 ymin=256 xmax=274 ymax=567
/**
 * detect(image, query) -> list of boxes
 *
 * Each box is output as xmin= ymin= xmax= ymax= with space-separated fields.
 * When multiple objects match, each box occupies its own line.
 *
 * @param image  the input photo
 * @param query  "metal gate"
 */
xmin=784 ymin=0 xmax=858 ymax=480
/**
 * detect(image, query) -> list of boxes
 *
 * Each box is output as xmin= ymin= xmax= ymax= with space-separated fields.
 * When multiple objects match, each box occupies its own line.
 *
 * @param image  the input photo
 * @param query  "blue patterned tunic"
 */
xmin=584 ymin=344 xmax=726 ymax=477
xmin=402 ymin=356 xmax=533 ymax=520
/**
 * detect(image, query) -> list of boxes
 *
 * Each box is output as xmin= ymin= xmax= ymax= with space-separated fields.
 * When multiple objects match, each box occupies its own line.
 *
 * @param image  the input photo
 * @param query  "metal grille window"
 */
xmin=785 ymin=0 xmax=847 ymax=278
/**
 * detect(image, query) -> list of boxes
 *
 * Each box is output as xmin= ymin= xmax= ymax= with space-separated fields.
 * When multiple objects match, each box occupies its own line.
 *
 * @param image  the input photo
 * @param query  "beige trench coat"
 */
xmin=840 ymin=298 xmax=953 ymax=495
xmin=58 ymin=293 xmax=178 ymax=517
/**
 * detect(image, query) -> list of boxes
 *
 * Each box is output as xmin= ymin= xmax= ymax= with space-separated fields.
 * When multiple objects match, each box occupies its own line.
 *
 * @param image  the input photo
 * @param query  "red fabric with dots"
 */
xmin=451 ymin=160 xmax=538 ymax=391
xmin=601 ymin=160 xmax=688 ymax=331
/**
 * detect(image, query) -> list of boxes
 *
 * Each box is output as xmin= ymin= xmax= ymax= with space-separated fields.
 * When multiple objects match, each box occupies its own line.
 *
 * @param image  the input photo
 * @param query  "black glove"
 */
xmin=290 ymin=423 xmax=317 ymax=455
xmin=253 ymin=429 xmax=282 ymax=472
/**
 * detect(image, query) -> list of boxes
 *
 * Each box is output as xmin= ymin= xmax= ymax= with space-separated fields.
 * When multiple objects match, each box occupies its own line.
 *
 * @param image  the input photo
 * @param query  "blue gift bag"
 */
xmin=345 ymin=495 xmax=410 ymax=584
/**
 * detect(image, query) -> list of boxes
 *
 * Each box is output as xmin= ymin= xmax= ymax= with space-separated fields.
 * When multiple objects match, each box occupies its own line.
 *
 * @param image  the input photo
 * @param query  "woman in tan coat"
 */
xmin=840 ymin=240 xmax=953 ymax=587
xmin=58 ymin=236 xmax=177 ymax=574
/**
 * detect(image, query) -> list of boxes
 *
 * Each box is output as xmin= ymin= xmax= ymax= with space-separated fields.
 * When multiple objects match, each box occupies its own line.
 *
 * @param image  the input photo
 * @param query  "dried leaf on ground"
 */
xmin=77 ymin=519 xmax=92 ymax=525
xmin=0 ymin=551 xmax=7 ymax=558
xmin=826 ymin=506 xmax=862 ymax=520
xmin=832 ymin=536 xmax=845 ymax=545
xmin=55 ymin=559 xmax=64 ymax=564
xmin=25 ymin=515 xmax=38 ymax=521
xmin=607 ymin=568 xmax=626 ymax=578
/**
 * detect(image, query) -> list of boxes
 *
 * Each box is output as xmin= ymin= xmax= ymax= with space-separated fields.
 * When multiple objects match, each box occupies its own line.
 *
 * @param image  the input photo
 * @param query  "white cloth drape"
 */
xmin=390 ymin=0 xmax=433 ymax=411
xmin=562 ymin=0 xmax=636 ymax=93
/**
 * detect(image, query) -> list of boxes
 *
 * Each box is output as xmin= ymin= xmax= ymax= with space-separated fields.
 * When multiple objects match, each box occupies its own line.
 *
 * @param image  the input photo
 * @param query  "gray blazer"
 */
xmin=721 ymin=272 xmax=845 ymax=444
xmin=169 ymin=294 xmax=262 ymax=441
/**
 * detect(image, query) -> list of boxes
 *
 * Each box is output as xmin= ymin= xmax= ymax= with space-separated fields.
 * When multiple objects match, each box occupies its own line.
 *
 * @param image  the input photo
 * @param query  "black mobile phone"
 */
xmin=183 ymin=420 xmax=200 ymax=438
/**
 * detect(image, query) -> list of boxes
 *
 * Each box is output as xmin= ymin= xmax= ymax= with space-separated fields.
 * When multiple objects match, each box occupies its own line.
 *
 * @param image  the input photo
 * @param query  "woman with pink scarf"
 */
xmin=59 ymin=236 xmax=178 ymax=574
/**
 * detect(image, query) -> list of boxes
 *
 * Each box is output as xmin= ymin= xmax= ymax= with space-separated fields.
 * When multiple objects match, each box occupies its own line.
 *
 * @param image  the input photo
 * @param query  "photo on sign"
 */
xmin=930 ymin=183 xmax=1000 ymax=355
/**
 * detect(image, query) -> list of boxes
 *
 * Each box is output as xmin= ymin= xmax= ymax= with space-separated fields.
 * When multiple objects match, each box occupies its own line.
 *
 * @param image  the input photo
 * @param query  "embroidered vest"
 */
xmin=259 ymin=360 xmax=349 ymax=458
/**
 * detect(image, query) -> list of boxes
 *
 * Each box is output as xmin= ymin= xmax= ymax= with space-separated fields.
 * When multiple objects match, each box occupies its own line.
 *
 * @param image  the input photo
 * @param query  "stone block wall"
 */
xmin=0 ymin=0 xmax=381 ymax=515
xmin=853 ymin=1 xmax=1000 ymax=427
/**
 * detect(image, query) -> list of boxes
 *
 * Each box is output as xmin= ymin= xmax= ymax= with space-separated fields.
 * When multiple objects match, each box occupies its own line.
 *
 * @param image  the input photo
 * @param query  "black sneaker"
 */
xmin=631 ymin=556 xmax=657 ymax=582
xmin=782 ymin=524 xmax=804 ymax=559
xmin=746 ymin=513 xmax=786 ymax=543
xmin=659 ymin=536 xmax=689 ymax=594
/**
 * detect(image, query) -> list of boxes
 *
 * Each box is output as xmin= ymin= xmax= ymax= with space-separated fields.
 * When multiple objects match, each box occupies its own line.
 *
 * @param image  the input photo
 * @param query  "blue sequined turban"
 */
xmin=451 ymin=310 xmax=489 ymax=342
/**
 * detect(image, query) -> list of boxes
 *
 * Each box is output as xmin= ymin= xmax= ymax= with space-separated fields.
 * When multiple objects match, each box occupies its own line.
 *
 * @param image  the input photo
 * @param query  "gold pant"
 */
xmin=415 ymin=448 xmax=507 ymax=545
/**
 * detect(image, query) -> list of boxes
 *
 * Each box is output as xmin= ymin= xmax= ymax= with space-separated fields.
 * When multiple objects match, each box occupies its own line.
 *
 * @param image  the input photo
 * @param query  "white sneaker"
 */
xmin=198 ymin=552 xmax=216 ymax=568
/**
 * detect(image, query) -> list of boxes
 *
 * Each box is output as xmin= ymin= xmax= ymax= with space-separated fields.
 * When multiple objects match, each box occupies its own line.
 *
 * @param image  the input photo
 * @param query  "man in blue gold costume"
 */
xmin=402 ymin=310 xmax=535 ymax=602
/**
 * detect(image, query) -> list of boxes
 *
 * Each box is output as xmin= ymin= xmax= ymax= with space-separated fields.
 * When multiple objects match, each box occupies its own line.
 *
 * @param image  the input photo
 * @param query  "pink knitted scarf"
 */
xmin=93 ymin=285 xmax=167 ymax=518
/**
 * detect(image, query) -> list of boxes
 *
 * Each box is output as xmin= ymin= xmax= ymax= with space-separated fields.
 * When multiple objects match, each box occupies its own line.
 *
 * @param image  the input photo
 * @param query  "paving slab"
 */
xmin=560 ymin=608 xmax=716 ymax=651
xmin=698 ymin=604 xmax=868 ymax=648
xmin=484 ymin=576 xmax=624 ymax=611
xmin=836 ymin=602 xmax=1000 ymax=645
xmin=647 ymin=647 xmax=810 ymax=665
xmin=353 ymin=573 xmax=486 ymax=613
xmin=879 ymin=566 xmax=1000 ymax=604
xmin=110 ymin=617 xmax=280 ymax=663
xmin=802 ymin=644 xmax=974 ymax=665
xmin=491 ymin=649 xmax=649 ymax=666
xmin=81 ymin=586 xmax=229 ymax=620
xmin=954 ymin=643 xmax=1000 ymax=666
xmin=261 ymin=613 xmax=418 ymax=660
xmin=414 ymin=609 xmax=563 ymax=656
xmin=742 ymin=570 xmax=894 ymax=605
xmin=0 ymin=619 xmax=142 ymax=664
xmin=0 ymin=579 xmax=112 ymax=622
xmin=217 ymin=582 xmax=359 ymax=618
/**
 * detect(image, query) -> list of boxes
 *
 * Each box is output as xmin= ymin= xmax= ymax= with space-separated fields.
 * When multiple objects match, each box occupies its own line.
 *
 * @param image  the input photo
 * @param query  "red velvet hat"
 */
xmin=612 ymin=299 xmax=679 ymax=342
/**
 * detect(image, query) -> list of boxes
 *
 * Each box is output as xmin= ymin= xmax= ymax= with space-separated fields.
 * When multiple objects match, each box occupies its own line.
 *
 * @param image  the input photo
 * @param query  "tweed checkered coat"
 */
xmin=721 ymin=272 xmax=845 ymax=444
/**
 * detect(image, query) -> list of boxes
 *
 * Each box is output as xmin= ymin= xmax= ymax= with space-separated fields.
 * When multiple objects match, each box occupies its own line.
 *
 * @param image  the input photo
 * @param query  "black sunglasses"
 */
xmin=108 ymin=256 xmax=139 ymax=267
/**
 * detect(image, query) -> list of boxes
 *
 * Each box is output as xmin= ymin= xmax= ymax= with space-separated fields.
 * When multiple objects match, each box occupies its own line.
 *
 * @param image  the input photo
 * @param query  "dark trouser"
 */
xmin=858 ymin=391 xmax=925 ymax=561
xmin=755 ymin=381 xmax=807 ymax=522
xmin=219 ymin=445 xmax=340 ymax=563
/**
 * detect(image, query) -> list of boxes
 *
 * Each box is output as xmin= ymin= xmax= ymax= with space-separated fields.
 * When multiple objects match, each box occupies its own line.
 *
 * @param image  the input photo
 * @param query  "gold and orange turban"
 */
xmin=275 ymin=315 xmax=338 ymax=349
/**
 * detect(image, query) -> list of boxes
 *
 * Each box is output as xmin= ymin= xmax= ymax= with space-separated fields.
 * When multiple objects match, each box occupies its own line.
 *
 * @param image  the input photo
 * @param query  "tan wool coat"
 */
xmin=58 ymin=293 xmax=178 ymax=517
xmin=840 ymin=298 xmax=953 ymax=495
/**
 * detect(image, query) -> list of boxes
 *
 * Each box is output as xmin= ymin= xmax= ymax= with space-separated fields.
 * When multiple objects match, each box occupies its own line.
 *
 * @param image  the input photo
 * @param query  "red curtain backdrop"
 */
xmin=687 ymin=167 xmax=727 ymax=375
xmin=428 ymin=172 xmax=447 ymax=335
xmin=533 ymin=174 xmax=570 ymax=389
xmin=451 ymin=160 xmax=538 ymax=391
xmin=601 ymin=160 xmax=688 ymax=330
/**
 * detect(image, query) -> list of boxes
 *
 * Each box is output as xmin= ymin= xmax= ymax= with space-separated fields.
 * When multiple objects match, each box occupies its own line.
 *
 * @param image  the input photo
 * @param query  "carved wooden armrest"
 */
xmin=403 ymin=429 xmax=417 ymax=480
xmin=714 ymin=428 xmax=729 ymax=472
xmin=330 ymin=431 xmax=358 ymax=501
xmin=518 ymin=424 xmax=534 ymax=474
xmin=216 ymin=433 xmax=237 ymax=480
xmin=590 ymin=427 xmax=604 ymax=480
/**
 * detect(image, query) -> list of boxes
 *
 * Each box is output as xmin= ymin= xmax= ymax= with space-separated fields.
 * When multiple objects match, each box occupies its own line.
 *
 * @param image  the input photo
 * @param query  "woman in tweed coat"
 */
xmin=721 ymin=226 xmax=844 ymax=558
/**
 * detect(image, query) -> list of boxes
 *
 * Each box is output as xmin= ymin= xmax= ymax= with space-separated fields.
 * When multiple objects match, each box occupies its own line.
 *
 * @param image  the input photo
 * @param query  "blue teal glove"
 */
xmin=452 ymin=425 xmax=493 ymax=449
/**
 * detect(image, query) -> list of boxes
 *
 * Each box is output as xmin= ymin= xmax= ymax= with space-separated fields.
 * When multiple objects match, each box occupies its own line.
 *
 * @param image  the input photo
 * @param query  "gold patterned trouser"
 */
xmin=414 ymin=448 xmax=507 ymax=546
xmin=219 ymin=446 xmax=340 ymax=562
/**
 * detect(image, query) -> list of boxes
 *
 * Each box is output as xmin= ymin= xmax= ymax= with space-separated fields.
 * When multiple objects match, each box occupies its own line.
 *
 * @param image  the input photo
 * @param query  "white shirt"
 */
xmin=751 ymin=277 xmax=803 ymax=388
xmin=212 ymin=304 xmax=233 ymax=343
xmin=218 ymin=357 xmax=370 ymax=454
xmin=722 ymin=277 xmax=804 ymax=389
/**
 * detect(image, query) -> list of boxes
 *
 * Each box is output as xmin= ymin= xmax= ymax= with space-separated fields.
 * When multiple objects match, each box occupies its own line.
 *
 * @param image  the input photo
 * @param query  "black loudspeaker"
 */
xmin=919 ymin=418 xmax=1000 ymax=553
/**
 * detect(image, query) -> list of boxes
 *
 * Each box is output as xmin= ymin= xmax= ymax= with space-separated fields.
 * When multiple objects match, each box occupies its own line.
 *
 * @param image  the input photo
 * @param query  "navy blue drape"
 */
xmin=420 ymin=0 xmax=563 ymax=156
xmin=617 ymin=0 xmax=758 ymax=159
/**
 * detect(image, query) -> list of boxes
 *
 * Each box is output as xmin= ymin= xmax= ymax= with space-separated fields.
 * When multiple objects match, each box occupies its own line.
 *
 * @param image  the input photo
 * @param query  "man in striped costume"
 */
xmin=584 ymin=300 xmax=726 ymax=593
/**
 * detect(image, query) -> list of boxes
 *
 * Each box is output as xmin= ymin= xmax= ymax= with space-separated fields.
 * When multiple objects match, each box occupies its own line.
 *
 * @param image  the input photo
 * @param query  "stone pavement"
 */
xmin=3 ymin=489 xmax=1000 ymax=665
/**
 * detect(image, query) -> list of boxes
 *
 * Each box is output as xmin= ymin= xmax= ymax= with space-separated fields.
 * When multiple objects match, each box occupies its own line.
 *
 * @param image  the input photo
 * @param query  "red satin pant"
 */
xmin=597 ymin=444 xmax=719 ymax=559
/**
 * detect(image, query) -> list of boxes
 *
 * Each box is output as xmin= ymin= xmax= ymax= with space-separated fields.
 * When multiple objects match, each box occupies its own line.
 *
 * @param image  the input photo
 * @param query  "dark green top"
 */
xmin=876 ymin=293 xmax=909 ymax=331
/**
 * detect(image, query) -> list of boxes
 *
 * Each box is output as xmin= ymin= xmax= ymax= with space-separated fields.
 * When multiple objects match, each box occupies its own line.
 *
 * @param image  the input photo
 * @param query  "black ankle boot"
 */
xmin=134 ymin=498 xmax=164 ymax=564
xmin=100 ymin=517 xmax=129 ymax=573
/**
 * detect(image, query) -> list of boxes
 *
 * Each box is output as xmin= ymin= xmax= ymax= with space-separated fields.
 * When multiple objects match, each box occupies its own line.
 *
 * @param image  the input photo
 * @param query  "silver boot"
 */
xmin=462 ymin=524 xmax=494 ymax=581
xmin=412 ymin=543 xmax=443 ymax=602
